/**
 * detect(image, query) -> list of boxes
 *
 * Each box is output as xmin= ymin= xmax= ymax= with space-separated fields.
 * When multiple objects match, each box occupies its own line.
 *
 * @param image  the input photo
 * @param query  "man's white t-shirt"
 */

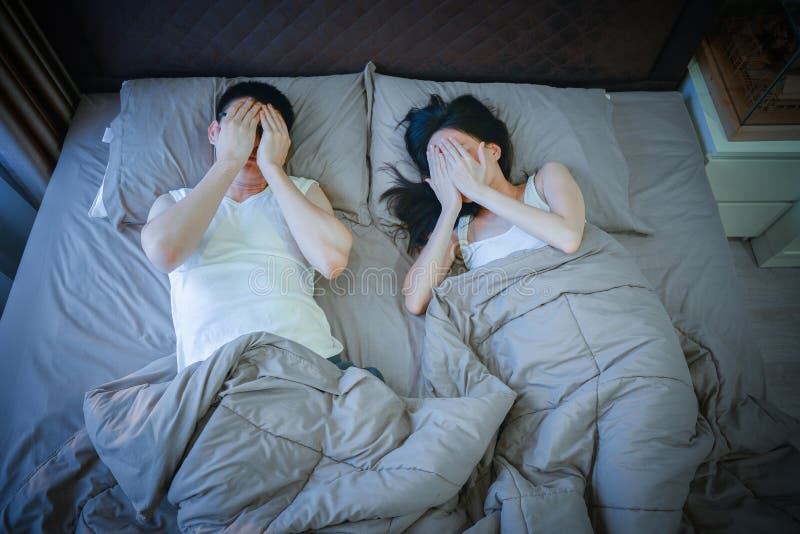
xmin=167 ymin=176 xmax=344 ymax=371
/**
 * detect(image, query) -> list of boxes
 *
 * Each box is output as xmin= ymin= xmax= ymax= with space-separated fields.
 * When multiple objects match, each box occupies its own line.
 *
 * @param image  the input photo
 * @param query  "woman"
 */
xmin=381 ymin=95 xmax=586 ymax=315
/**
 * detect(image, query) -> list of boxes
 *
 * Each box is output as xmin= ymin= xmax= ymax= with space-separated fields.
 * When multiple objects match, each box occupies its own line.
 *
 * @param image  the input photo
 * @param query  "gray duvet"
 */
xmin=5 ymin=332 xmax=514 ymax=532
xmin=4 ymin=224 xmax=798 ymax=533
xmin=420 ymin=224 xmax=800 ymax=533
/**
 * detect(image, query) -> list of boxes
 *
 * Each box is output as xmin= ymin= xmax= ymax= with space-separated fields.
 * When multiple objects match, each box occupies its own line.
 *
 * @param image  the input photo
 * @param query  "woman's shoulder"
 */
xmin=534 ymin=162 xmax=573 ymax=187
xmin=531 ymin=161 xmax=572 ymax=201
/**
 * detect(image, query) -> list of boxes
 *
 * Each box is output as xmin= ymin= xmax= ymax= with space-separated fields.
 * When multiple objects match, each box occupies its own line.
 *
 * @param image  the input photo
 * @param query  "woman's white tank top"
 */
xmin=457 ymin=174 xmax=550 ymax=270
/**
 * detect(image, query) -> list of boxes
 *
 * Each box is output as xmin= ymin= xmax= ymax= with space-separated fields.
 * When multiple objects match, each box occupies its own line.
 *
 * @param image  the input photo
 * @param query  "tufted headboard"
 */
xmin=28 ymin=0 xmax=717 ymax=93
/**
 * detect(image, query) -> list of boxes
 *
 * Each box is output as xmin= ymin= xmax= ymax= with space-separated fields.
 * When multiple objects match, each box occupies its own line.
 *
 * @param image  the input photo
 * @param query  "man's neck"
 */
xmin=225 ymin=170 xmax=268 ymax=203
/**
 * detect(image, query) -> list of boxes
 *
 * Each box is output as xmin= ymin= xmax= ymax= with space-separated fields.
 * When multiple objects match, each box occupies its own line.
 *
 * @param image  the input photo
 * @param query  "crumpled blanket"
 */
xmin=3 ymin=332 xmax=515 ymax=532
xmin=421 ymin=223 xmax=800 ymax=533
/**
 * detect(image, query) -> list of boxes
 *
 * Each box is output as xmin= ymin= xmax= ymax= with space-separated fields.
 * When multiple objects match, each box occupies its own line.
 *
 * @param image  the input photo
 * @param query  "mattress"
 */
xmin=0 ymin=90 xmax=765 ymax=516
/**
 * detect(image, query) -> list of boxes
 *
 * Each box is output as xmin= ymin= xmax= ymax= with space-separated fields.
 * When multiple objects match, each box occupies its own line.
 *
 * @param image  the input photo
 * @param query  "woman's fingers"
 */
xmin=438 ymin=140 xmax=458 ymax=167
xmin=444 ymin=139 xmax=467 ymax=172
xmin=477 ymin=141 xmax=487 ymax=168
xmin=449 ymin=137 xmax=471 ymax=160
xmin=440 ymin=138 xmax=459 ymax=162
xmin=437 ymin=151 xmax=449 ymax=181
xmin=428 ymin=145 xmax=441 ymax=180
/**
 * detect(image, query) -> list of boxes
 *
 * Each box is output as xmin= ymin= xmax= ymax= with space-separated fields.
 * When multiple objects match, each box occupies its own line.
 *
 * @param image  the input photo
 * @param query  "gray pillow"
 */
xmin=366 ymin=64 xmax=651 ymax=237
xmin=103 ymin=71 xmax=371 ymax=229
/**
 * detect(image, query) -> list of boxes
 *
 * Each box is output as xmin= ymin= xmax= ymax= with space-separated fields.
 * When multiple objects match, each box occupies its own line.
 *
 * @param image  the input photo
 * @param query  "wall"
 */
xmin=0 ymin=172 xmax=36 ymax=317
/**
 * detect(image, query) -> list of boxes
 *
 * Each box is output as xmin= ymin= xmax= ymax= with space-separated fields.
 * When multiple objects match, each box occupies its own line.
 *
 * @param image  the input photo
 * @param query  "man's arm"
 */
xmin=256 ymin=103 xmax=352 ymax=279
xmin=264 ymin=165 xmax=353 ymax=279
xmin=141 ymin=159 xmax=243 ymax=273
xmin=140 ymin=98 xmax=261 ymax=273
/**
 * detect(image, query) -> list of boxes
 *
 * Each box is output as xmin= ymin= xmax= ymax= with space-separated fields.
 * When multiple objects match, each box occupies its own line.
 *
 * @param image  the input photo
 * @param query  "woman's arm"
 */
xmin=439 ymin=138 xmax=585 ymax=254
xmin=257 ymin=104 xmax=352 ymax=280
xmin=472 ymin=162 xmax=585 ymax=253
xmin=403 ymin=210 xmax=460 ymax=315
xmin=403 ymin=143 xmax=462 ymax=315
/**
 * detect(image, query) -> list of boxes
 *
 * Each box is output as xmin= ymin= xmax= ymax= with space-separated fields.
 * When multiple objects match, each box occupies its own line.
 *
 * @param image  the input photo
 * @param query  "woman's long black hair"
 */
xmin=380 ymin=94 xmax=514 ymax=254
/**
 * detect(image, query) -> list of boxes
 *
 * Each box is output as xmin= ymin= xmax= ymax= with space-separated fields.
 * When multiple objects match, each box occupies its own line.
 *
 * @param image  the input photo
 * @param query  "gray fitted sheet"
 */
xmin=0 ymin=91 xmax=765 ymax=512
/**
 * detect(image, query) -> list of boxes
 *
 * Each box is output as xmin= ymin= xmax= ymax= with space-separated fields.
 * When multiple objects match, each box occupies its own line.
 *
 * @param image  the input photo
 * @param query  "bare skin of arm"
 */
xmin=403 ymin=144 xmax=462 ymax=316
xmin=469 ymin=161 xmax=585 ymax=253
xmin=404 ymin=135 xmax=586 ymax=316
xmin=257 ymin=104 xmax=352 ymax=279
xmin=141 ymin=98 xmax=262 ymax=273
xmin=439 ymin=137 xmax=585 ymax=254
xmin=261 ymin=165 xmax=352 ymax=279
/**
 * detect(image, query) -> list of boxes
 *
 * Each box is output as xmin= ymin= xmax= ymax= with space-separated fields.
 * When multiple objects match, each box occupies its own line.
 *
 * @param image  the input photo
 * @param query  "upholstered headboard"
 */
xmin=28 ymin=0 xmax=717 ymax=93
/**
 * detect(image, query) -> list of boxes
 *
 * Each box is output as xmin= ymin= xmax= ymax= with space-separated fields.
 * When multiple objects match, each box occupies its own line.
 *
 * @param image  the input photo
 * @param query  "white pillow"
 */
xmin=88 ymin=126 xmax=113 ymax=218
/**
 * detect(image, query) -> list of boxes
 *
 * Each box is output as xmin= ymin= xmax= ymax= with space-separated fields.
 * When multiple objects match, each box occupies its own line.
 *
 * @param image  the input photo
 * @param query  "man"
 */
xmin=141 ymin=82 xmax=379 ymax=379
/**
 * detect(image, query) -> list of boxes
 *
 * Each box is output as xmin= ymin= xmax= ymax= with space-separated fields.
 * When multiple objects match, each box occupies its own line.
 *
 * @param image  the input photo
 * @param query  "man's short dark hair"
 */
xmin=215 ymin=81 xmax=295 ymax=131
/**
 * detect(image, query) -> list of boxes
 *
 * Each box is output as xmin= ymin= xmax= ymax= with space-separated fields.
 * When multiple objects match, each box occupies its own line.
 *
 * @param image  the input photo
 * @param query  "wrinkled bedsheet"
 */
xmin=2 ymin=332 xmax=515 ymax=532
xmin=421 ymin=224 xmax=800 ymax=533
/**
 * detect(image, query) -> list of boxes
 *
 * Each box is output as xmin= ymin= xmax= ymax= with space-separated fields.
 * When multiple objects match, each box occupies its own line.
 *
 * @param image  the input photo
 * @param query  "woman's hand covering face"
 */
xmin=425 ymin=143 xmax=462 ymax=214
xmin=437 ymin=137 xmax=491 ymax=200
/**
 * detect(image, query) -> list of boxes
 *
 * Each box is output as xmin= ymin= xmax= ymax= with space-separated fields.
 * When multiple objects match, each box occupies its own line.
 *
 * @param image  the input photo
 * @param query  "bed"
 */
xmin=2 ymin=1 xmax=799 ymax=532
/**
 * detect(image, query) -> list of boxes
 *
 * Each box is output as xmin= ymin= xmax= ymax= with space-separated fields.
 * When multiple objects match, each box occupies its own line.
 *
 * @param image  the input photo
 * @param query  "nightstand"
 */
xmin=681 ymin=57 xmax=800 ymax=267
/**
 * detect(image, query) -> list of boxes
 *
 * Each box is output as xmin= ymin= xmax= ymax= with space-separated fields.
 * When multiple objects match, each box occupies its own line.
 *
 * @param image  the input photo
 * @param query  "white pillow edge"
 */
xmin=88 ymin=126 xmax=113 ymax=218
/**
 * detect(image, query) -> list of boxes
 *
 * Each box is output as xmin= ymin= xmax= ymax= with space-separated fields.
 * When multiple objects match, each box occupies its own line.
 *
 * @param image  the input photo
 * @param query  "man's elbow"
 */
xmin=150 ymin=249 xmax=179 ymax=273
xmin=317 ymin=251 xmax=350 ymax=280
xmin=319 ymin=232 xmax=353 ymax=280
xmin=142 ymin=236 xmax=180 ymax=273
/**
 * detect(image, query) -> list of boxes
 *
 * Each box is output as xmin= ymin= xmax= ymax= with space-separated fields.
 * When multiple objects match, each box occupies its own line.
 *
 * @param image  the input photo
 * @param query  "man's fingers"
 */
xmin=220 ymin=100 xmax=241 ymax=124
xmin=244 ymin=102 xmax=261 ymax=123
xmin=268 ymin=105 xmax=287 ymax=134
xmin=270 ymin=105 xmax=289 ymax=134
xmin=264 ymin=105 xmax=279 ymax=132
xmin=234 ymin=98 xmax=254 ymax=121
xmin=232 ymin=100 xmax=247 ymax=121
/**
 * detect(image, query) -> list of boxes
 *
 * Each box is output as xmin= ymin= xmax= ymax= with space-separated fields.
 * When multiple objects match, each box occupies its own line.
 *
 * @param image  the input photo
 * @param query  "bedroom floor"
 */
xmin=729 ymin=239 xmax=800 ymax=419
